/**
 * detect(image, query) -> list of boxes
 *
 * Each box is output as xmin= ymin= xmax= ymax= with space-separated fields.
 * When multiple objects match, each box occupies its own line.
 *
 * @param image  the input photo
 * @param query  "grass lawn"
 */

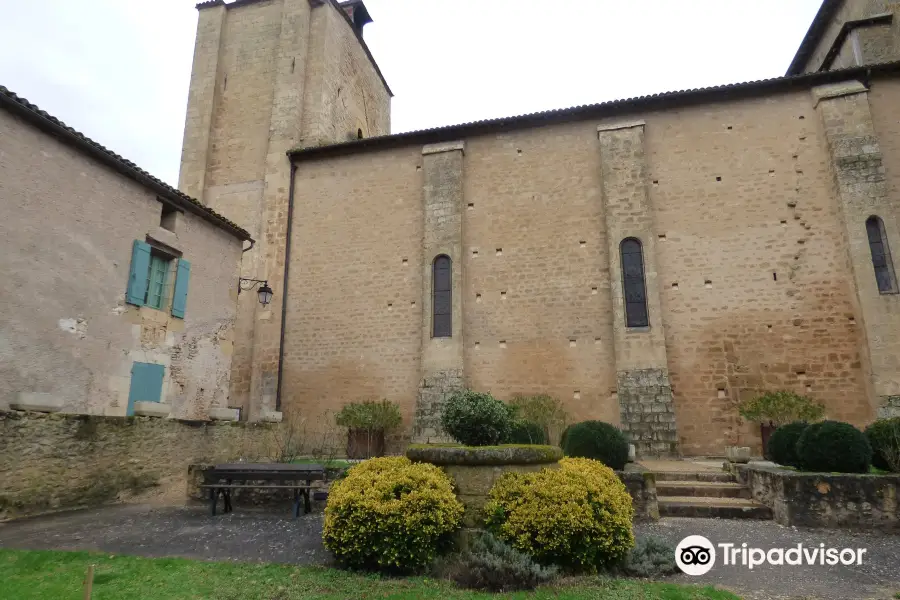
xmin=0 ymin=549 xmax=741 ymax=600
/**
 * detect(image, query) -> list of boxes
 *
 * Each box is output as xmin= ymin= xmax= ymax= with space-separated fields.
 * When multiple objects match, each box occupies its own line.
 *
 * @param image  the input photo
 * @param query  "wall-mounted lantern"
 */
xmin=238 ymin=278 xmax=274 ymax=306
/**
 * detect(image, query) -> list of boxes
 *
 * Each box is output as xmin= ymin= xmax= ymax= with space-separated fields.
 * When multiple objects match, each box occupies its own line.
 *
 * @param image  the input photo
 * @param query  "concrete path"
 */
xmin=0 ymin=505 xmax=897 ymax=599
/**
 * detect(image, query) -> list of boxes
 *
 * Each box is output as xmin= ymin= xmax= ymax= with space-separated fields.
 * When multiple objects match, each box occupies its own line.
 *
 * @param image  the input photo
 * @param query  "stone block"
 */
xmin=260 ymin=411 xmax=283 ymax=423
xmin=209 ymin=407 xmax=240 ymax=421
xmin=725 ymin=446 xmax=752 ymax=464
xmin=133 ymin=402 xmax=171 ymax=418
xmin=10 ymin=393 xmax=64 ymax=413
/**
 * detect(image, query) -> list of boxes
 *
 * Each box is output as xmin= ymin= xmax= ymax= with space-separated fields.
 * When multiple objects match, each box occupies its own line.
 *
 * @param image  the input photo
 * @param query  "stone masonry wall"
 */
xmin=617 ymin=369 xmax=677 ymax=456
xmin=0 ymin=411 xmax=277 ymax=520
xmin=814 ymin=81 xmax=900 ymax=418
xmin=282 ymin=79 xmax=900 ymax=455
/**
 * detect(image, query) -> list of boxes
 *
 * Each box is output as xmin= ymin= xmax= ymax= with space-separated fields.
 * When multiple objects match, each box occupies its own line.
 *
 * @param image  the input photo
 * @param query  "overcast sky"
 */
xmin=0 ymin=0 xmax=822 ymax=186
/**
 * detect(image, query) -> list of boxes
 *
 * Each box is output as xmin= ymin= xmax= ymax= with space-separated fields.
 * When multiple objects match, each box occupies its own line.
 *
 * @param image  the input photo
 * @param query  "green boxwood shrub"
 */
xmin=766 ymin=421 xmax=809 ymax=468
xmin=796 ymin=420 xmax=872 ymax=473
xmin=561 ymin=420 xmax=629 ymax=470
xmin=865 ymin=417 xmax=900 ymax=472
xmin=506 ymin=420 xmax=547 ymax=444
xmin=441 ymin=390 xmax=512 ymax=446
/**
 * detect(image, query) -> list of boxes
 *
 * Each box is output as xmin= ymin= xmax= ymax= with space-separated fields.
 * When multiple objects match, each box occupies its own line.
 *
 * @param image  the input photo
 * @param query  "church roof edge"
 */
xmin=288 ymin=60 xmax=900 ymax=162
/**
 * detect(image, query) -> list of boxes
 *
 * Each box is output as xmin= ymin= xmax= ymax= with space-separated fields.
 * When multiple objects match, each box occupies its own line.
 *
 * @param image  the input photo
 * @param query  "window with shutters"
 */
xmin=125 ymin=239 xmax=191 ymax=317
xmin=432 ymin=255 xmax=452 ymax=338
xmin=620 ymin=238 xmax=649 ymax=328
xmin=866 ymin=216 xmax=898 ymax=294
xmin=145 ymin=253 xmax=173 ymax=310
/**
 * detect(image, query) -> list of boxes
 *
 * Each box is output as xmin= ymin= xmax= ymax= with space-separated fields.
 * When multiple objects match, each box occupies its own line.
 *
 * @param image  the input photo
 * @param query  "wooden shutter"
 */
xmin=171 ymin=258 xmax=191 ymax=318
xmin=126 ymin=240 xmax=152 ymax=306
xmin=127 ymin=362 xmax=165 ymax=415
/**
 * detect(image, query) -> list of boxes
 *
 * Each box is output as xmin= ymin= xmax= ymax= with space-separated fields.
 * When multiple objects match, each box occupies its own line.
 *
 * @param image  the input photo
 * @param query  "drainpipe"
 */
xmin=275 ymin=162 xmax=297 ymax=412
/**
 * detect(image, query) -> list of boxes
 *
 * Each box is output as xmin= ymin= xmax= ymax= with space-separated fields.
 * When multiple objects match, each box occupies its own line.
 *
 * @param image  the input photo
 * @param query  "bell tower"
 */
xmin=177 ymin=0 xmax=391 ymax=419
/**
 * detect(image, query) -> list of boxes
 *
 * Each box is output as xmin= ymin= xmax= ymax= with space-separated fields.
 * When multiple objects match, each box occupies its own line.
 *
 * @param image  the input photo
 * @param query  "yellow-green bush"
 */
xmin=323 ymin=456 xmax=464 ymax=573
xmin=484 ymin=457 xmax=634 ymax=572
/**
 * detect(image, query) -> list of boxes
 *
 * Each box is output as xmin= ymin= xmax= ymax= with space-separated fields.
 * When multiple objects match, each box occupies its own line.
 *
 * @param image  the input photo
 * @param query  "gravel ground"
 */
xmin=1 ymin=506 xmax=897 ymax=599
xmin=0 ymin=504 xmax=329 ymax=565
xmin=635 ymin=517 xmax=900 ymax=600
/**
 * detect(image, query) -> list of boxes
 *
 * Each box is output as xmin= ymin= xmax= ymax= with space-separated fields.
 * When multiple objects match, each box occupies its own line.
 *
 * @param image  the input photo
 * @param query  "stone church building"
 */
xmin=179 ymin=0 xmax=900 ymax=456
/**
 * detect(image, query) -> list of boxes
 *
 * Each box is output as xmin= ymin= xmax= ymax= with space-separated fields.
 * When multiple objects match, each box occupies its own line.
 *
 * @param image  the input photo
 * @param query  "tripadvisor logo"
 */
xmin=675 ymin=535 xmax=716 ymax=575
xmin=675 ymin=535 xmax=868 ymax=575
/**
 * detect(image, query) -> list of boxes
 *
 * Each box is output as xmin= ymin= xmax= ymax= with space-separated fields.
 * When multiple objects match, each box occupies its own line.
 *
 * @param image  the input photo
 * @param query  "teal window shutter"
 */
xmin=126 ymin=240 xmax=152 ymax=306
xmin=171 ymin=258 xmax=191 ymax=318
xmin=127 ymin=362 xmax=165 ymax=415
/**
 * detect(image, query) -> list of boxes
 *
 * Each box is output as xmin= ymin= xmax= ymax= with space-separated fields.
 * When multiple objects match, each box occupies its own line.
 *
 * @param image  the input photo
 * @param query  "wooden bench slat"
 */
xmin=200 ymin=484 xmax=316 ymax=489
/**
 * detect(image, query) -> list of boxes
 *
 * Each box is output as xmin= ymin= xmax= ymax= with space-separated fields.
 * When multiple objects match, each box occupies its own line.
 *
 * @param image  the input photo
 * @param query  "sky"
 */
xmin=0 ymin=0 xmax=823 ymax=186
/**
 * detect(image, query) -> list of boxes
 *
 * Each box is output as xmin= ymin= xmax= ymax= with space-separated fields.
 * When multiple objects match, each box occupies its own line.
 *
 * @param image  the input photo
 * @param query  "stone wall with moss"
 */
xmin=0 ymin=410 xmax=279 ymax=519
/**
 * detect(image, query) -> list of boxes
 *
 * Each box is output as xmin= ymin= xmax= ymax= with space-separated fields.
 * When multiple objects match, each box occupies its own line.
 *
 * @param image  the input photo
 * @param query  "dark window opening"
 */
xmin=432 ymin=255 xmax=452 ymax=337
xmin=620 ymin=238 xmax=649 ymax=327
xmin=866 ymin=216 xmax=898 ymax=294
xmin=160 ymin=204 xmax=177 ymax=232
xmin=357 ymin=128 xmax=364 ymax=140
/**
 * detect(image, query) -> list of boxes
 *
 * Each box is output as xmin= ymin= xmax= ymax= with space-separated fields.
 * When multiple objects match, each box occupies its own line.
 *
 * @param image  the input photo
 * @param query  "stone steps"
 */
xmin=650 ymin=469 xmax=772 ymax=520
xmin=656 ymin=480 xmax=751 ymax=499
xmin=653 ymin=471 xmax=735 ymax=483
xmin=658 ymin=496 xmax=773 ymax=519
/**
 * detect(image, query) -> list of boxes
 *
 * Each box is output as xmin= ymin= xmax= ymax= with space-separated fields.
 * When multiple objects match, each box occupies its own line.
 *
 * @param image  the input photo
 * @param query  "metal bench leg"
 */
xmin=210 ymin=488 xmax=217 ymax=516
xmin=223 ymin=489 xmax=232 ymax=514
xmin=293 ymin=489 xmax=301 ymax=518
xmin=303 ymin=488 xmax=311 ymax=514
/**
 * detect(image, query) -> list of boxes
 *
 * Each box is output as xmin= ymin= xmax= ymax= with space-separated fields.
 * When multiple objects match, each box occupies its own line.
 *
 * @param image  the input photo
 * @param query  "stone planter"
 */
xmin=407 ymin=444 xmax=563 ymax=527
xmin=725 ymin=446 xmax=751 ymax=464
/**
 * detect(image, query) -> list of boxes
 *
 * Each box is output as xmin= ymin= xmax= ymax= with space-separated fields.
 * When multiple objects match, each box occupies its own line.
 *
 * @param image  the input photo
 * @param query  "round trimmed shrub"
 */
xmin=561 ymin=420 xmax=629 ymax=470
xmin=506 ymin=420 xmax=547 ymax=445
xmin=323 ymin=456 xmax=464 ymax=572
xmin=865 ymin=417 xmax=900 ymax=472
xmin=796 ymin=420 xmax=873 ymax=473
xmin=484 ymin=457 xmax=635 ymax=573
xmin=766 ymin=421 xmax=809 ymax=468
xmin=441 ymin=390 xmax=512 ymax=446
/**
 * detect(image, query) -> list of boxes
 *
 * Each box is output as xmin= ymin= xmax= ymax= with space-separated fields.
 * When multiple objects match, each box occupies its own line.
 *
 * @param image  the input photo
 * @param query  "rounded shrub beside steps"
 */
xmin=766 ymin=421 xmax=809 ymax=468
xmin=865 ymin=417 xmax=900 ymax=472
xmin=323 ymin=456 xmax=463 ymax=573
xmin=561 ymin=420 xmax=630 ymax=470
xmin=796 ymin=420 xmax=872 ymax=474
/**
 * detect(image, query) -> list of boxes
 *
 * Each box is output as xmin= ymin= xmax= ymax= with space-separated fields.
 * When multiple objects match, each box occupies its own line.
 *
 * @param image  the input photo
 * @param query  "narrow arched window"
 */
xmin=866 ymin=216 xmax=898 ymax=294
xmin=357 ymin=128 xmax=364 ymax=140
xmin=433 ymin=255 xmax=452 ymax=337
xmin=621 ymin=238 xmax=649 ymax=327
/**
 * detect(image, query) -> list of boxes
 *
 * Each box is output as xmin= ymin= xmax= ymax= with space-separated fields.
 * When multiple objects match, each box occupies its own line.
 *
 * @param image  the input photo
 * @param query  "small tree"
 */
xmin=738 ymin=391 xmax=825 ymax=426
xmin=335 ymin=400 xmax=403 ymax=459
xmin=508 ymin=394 xmax=569 ymax=445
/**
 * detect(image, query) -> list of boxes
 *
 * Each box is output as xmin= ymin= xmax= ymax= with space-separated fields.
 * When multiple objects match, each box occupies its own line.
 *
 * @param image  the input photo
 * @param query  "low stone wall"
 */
xmin=407 ymin=444 xmax=563 ymax=527
xmin=736 ymin=463 xmax=900 ymax=530
xmin=618 ymin=467 xmax=659 ymax=522
xmin=0 ymin=410 xmax=280 ymax=519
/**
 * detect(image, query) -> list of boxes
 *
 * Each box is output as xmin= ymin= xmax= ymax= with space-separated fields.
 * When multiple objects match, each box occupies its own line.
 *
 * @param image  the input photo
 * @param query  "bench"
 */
xmin=202 ymin=463 xmax=326 ymax=518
